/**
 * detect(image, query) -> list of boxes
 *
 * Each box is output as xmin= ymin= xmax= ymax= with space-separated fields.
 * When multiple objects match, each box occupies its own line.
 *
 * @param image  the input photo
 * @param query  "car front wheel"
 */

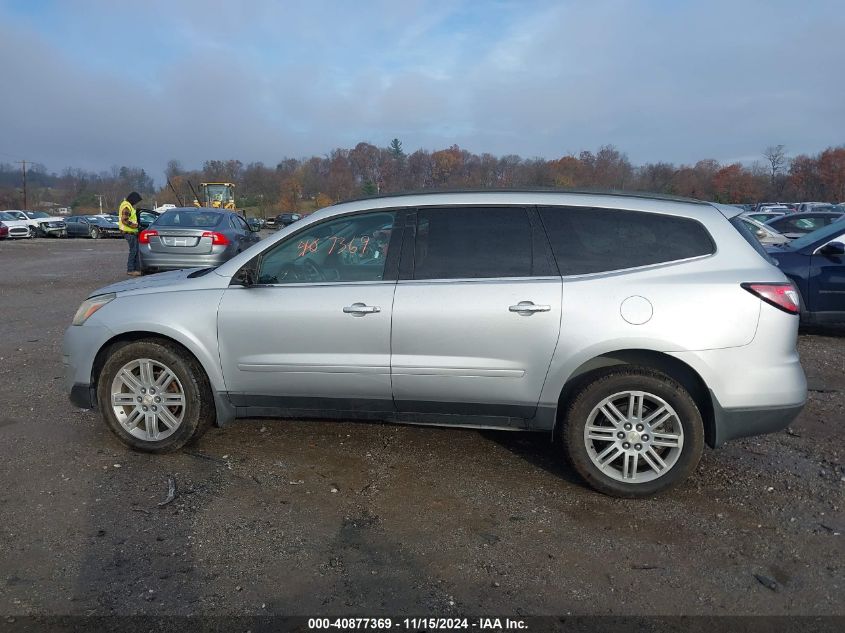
xmin=96 ymin=339 xmax=215 ymax=453
xmin=562 ymin=367 xmax=704 ymax=497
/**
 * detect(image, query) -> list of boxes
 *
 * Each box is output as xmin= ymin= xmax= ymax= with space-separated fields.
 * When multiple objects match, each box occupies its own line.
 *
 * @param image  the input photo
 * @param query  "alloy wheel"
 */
xmin=110 ymin=358 xmax=186 ymax=441
xmin=583 ymin=390 xmax=684 ymax=483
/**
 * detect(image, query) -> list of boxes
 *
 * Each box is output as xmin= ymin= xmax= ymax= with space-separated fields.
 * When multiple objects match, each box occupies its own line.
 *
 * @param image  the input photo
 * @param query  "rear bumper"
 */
xmin=139 ymin=250 xmax=231 ymax=271
xmin=710 ymin=395 xmax=805 ymax=447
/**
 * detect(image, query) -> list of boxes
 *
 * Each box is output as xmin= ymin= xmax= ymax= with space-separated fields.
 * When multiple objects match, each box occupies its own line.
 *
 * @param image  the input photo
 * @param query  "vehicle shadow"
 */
xmin=479 ymin=429 xmax=584 ymax=487
xmin=800 ymin=324 xmax=845 ymax=338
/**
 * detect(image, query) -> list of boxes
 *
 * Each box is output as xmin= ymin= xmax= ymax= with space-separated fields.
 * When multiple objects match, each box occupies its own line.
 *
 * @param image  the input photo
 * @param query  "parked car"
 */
xmin=138 ymin=208 xmax=261 ymax=272
xmin=4 ymin=210 xmax=67 ymax=237
xmin=66 ymin=215 xmax=122 ymax=239
xmin=274 ymin=212 xmax=302 ymax=228
xmin=246 ymin=217 xmax=263 ymax=231
xmin=0 ymin=211 xmax=34 ymax=239
xmin=264 ymin=216 xmax=276 ymax=228
xmin=766 ymin=222 xmax=845 ymax=324
xmin=765 ymin=211 xmax=844 ymax=238
xmin=138 ymin=210 xmax=160 ymax=230
xmin=754 ymin=202 xmax=792 ymax=212
xmin=743 ymin=210 xmax=788 ymax=224
xmin=0 ymin=222 xmax=7 ymax=240
xmin=63 ymin=191 xmax=807 ymax=497
xmin=796 ymin=202 xmax=832 ymax=213
xmin=737 ymin=215 xmax=789 ymax=246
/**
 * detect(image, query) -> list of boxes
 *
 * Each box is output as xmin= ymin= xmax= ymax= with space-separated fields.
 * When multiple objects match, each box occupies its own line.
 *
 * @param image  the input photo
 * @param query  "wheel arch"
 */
xmin=552 ymin=349 xmax=716 ymax=447
xmin=91 ymin=330 xmax=235 ymax=427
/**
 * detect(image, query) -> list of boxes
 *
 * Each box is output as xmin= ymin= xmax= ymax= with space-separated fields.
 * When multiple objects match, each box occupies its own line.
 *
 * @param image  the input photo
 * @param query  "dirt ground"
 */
xmin=0 ymin=237 xmax=842 ymax=618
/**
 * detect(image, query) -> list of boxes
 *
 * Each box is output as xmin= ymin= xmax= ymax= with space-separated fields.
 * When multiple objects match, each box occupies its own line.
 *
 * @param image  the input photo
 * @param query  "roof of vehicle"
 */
xmin=334 ymin=188 xmax=711 ymax=207
xmin=315 ymin=189 xmax=735 ymax=224
xmin=770 ymin=211 xmax=843 ymax=218
xmin=158 ymin=206 xmax=232 ymax=214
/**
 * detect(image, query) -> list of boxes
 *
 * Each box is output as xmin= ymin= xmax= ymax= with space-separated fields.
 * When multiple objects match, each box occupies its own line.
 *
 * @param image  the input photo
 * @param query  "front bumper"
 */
xmin=63 ymin=323 xmax=115 ymax=410
xmin=41 ymin=224 xmax=67 ymax=237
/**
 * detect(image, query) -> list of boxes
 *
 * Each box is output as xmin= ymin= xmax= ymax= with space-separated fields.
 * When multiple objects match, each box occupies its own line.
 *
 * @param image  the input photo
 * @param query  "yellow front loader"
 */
xmin=193 ymin=182 xmax=237 ymax=210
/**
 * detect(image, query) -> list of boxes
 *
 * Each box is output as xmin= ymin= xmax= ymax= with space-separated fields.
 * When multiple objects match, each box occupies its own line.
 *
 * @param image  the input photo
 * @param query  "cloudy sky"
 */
xmin=1 ymin=0 xmax=843 ymax=181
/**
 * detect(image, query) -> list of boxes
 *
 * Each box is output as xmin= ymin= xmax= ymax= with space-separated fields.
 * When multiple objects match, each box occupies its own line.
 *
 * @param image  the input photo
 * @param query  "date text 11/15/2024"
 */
xmin=307 ymin=617 xmax=528 ymax=630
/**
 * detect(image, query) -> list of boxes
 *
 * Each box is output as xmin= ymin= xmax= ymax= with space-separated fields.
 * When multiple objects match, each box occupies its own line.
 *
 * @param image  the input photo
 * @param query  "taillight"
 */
xmin=202 ymin=231 xmax=229 ymax=245
xmin=138 ymin=229 xmax=157 ymax=244
xmin=741 ymin=282 xmax=800 ymax=314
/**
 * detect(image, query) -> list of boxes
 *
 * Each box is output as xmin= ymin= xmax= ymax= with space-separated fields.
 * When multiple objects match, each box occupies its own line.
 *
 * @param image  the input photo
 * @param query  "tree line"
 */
xmin=1 ymin=140 xmax=843 ymax=215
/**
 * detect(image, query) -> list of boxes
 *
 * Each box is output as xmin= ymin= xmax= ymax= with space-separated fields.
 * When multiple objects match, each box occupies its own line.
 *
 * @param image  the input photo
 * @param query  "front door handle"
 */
xmin=343 ymin=302 xmax=381 ymax=316
xmin=509 ymin=301 xmax=551 ymax=314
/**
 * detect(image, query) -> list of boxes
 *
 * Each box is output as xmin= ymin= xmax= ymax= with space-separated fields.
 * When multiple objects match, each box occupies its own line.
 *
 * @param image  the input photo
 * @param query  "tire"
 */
xmin=96 ymin=339 xmax=215 ymax=453
xmin=561 ymin=367 xmax=704 ymax=498
xmin=90 ymin=227 xmax=100 ymax=239
xmin=29 ymin=226 xmax=40 ymax=238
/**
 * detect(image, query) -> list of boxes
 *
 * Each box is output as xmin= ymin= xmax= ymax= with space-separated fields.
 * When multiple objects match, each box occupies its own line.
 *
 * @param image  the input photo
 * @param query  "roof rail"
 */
xmin=331 ymin=187 xmax=709 ymax=206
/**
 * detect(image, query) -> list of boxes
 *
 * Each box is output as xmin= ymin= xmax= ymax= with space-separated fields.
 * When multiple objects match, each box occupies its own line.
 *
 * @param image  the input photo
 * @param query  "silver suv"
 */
xmin=63 ymin=192 xmax=807 ymax=496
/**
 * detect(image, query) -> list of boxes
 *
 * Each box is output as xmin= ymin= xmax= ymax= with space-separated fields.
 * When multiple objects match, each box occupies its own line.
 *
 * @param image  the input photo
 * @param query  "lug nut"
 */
xmin=635 ymin=443 xmax=642 ymax=451
xmin=624 ymin=423 xmax=632 ymax=431
xmin=140 ymin=388 xmax=146 ymax=394
xmin=155 ymin=396 xmax=161 ymax=403
xmin=642 ymin=434 xmax=649 ymax=441
xmin=137 ymin=396 xmax=143 ymax=403
xmin=152 ymin=406 xmax=157 ymax=412
xmin=142 ymin=406 xmax=148 ymax=412
xmin=617 ymin=431 xmax=625 ymax=439
xmin=636 ymin=424 xmax=644 ymax=431
xmin=622 ymin=442 xmax=631 ymax=449
xmin=149 ymin=388 xmax=156 ymax=394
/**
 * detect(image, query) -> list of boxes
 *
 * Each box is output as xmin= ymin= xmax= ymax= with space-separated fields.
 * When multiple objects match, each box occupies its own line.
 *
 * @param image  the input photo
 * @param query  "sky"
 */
xmin=1 ymin=0 xmax=843 ymax=182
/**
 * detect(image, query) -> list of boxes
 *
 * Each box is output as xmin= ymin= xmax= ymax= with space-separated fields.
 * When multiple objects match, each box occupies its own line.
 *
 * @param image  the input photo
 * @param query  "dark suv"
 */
xmin=274 ymin=212 xmax=302 ymax=228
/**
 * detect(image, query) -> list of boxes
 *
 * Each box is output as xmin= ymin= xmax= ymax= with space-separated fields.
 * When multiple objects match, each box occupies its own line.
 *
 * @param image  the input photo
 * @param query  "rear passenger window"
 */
xmin=413 ymin=207 xmax=532 ymax=279
xmin=539 ymin=206 xmax=715 ymax=275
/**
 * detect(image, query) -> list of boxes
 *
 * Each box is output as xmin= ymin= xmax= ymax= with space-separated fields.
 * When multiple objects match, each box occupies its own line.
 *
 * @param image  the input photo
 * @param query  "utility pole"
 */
xmin=95 ymin=194 xmax=104 ymax=214
xmin=17 ymin=160 xmax=27 ymax=210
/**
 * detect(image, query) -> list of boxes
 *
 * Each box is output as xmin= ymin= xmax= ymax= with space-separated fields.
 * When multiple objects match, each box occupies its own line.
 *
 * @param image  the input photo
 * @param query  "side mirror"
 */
xmin=819 ymin=241 xmax=845 ymax=256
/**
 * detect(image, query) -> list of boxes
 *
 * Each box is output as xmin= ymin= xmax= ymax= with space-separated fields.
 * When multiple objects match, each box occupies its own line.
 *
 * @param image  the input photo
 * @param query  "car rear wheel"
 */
xmin=96 ymin=339 xmax=215 ymax=453
xmin=90 ymin=227 xmax=100 ymax=239
xmin=561 ymin=367 xmax=704 ymax=497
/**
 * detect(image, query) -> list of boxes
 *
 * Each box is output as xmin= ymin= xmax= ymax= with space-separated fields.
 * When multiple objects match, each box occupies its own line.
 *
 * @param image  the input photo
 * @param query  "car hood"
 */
xmin=35 ymin=216 xmax=65 ymax=223
xmin=90 ymin=268 xmax=229 ymax=298
xmin=0 ymin=218 xmax=30 ymax=228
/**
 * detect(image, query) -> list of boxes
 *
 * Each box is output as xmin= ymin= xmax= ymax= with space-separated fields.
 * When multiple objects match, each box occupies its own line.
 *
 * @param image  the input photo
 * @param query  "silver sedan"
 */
xmin=139 ymin=208 xmax=261 ymax=273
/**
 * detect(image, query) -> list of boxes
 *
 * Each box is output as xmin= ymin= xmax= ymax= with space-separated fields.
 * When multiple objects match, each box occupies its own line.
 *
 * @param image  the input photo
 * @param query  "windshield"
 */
xmin=155 ymin=210 xmax=224 ymax=228
xmin=0 ymin=212 xmax=14 ymax=221
xmin=29 ymin=211 xmax=50 ymax=218
xmin=789 ymin=221 xmax=845 ymax=250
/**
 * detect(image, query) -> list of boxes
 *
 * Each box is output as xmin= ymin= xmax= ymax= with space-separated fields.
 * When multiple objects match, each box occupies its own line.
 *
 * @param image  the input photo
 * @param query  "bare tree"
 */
xmin=763 ymin=145 xmax=787 ymax=191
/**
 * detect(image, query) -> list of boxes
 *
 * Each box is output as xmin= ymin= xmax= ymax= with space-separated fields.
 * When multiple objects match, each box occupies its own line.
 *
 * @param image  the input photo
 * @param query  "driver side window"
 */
xmin=257 ymin=211 xmax=396 ymax=284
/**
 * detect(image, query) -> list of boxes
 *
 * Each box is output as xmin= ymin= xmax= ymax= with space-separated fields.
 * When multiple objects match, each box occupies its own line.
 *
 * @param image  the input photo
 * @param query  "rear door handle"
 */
xmin=343 ymin=302 xmax=381 ymax=316
xmin=509 ymin=301 xmax=551 ymax=314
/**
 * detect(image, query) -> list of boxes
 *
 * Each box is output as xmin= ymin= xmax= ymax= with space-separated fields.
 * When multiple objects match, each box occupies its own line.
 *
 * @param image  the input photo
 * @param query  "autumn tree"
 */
xmin=712 ymin=163 xmax=762 ymax=202
xmin=818 ymin=147 xmax=845 ymax=201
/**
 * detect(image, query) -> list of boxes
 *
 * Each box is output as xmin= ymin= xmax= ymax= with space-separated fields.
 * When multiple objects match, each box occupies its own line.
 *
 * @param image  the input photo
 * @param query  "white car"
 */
xmin=737 ymin=215 xmax=789 ymax=246
xmin=4 ymin=210 xmax=67 ymax=237
xmin=0 ymin=211 xmax=34 ymax=238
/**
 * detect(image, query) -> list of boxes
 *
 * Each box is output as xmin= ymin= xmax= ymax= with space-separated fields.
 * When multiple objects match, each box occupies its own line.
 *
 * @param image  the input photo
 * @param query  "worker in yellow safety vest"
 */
xmin=119 ymin=191 xmax=143 ymax=276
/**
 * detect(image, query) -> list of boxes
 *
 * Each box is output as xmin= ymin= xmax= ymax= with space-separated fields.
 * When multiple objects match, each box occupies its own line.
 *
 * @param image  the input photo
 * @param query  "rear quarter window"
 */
xmin=538 ymin=206 xmax=715 ymax=275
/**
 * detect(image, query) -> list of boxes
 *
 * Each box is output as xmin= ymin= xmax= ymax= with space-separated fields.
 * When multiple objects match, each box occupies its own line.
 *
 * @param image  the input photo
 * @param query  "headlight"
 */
xmin=72 ymin=293 xmax=115 ymax=326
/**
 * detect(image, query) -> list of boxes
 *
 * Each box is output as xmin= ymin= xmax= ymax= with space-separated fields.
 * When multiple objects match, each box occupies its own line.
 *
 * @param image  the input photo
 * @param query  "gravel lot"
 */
xmin=0 ymin=237 xmax=842 ymax=617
